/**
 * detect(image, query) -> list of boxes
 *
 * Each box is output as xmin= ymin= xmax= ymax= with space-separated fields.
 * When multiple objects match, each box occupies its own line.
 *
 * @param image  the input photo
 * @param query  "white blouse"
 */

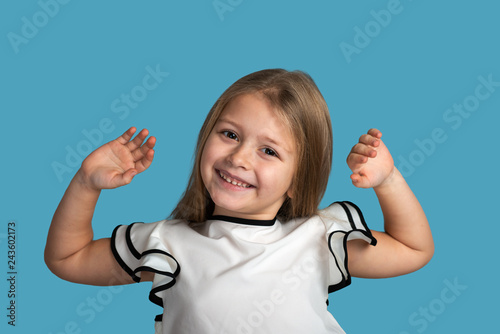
xmin=111 ymin=201 xmax=376 ymax=334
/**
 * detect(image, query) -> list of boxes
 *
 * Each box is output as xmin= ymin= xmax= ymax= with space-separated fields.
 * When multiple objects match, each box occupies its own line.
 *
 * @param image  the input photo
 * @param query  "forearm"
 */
xmin=44 ymin=128 xmax=156 ymax=285
xmin=374 ymin=168 xmax=434 ymax=258
xmin=45 ymin=170 xmax=101 ymax=269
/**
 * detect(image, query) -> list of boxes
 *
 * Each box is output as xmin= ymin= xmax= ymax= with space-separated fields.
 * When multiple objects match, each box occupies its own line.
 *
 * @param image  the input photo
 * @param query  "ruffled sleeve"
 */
xmin=110 ymin=221 xmax=180 ymax=308
xmin=319 ymin=201 xmax=377 ymax=293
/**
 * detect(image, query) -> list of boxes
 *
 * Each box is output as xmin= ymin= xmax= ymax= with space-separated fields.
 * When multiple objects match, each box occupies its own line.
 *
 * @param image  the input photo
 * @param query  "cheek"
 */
xmin=201 ymin=136 xmax=215 ymax=165
xmin=200 ymin=136 xmax=221 ymax=183
xmin=200 ymin=143 xmax=213 ymax=182
xmin=281 ymin=164 xmax=296 ymax=197
xmin=260 ymin=165 xmax=294 ymax=195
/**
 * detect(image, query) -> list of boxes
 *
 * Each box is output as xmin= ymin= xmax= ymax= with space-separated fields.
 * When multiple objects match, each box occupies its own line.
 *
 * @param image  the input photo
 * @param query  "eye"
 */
xmin=262 ymin=147 xmax=278 ymax=157
xmin=222 ymin=131 xmax=239 ymax=141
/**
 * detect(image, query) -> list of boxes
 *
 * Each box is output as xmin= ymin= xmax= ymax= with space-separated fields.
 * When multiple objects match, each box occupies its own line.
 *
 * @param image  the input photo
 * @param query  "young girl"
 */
xmin=45 ymin=69 xmax=434 ymax=333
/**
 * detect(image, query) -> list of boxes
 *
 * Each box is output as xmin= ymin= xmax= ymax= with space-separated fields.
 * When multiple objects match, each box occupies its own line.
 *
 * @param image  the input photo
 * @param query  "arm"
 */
xmin=44 ymin=127 xmax=156 ymax=285
xmin=346 ymin=129 xmax=434 ymax=278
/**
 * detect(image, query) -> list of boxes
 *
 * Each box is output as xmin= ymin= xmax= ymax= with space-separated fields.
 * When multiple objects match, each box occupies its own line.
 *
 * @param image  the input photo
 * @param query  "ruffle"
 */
xmin=110 ymin=222 xmax=180 ymax=309
xmin=320 ymin=201 xmax=377 ymax=293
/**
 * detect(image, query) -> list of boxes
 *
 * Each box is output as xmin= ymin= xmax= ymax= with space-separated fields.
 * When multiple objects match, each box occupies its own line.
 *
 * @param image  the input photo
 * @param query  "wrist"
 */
xmin=73 ymin=169 xmax=102 ymax=195
xmin=373 ymin=167 xmax=401 ymax=194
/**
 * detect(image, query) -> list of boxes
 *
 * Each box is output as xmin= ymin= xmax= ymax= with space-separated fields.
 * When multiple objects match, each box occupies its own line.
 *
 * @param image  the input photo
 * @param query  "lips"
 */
xmin=217 ymin=169 xmax=254 ymax=188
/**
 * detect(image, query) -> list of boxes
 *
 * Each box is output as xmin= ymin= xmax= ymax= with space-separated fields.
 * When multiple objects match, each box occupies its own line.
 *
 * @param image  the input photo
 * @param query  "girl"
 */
xmin=45 ymin=69 xmax=434 ymax=333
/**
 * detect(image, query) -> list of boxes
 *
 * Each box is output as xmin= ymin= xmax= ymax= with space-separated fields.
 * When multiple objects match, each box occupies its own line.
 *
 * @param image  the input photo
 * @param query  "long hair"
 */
xmin=170 ymin=69 xmax=332 ymax=222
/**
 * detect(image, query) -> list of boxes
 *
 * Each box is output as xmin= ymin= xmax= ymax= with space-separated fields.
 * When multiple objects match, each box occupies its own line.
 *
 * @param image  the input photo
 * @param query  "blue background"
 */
xmin=1 ymin=0 xmax=498 ymax=333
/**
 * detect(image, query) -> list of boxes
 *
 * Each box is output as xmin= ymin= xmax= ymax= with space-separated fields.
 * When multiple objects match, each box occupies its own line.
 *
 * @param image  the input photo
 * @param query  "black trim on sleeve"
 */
xmin=121 ymin=223 xmax=181 ymax=286
xmin=337 ymin=202 xmax=357 ymax=230
xmin=110 ymin=221 xmax=182 ymax=324
xmin=111 ymin=224 xmax=140 ymax=283
xmin=126 ymin=223 xmax=142 ymax=259
xmin=343 ymin=201 xmax=377 ymax=246
xmin=327 ymin=230 xmax=353 ymax=293
xmin=111 ymin=223 xmax=179 ymax=284
xmin=327 ymin=201 xmax=377 ymax=294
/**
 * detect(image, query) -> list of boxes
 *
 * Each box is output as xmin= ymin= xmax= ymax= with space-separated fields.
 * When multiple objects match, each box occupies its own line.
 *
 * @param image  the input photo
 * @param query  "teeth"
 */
xmin=219 ymin=171 xmax=251 ymax=188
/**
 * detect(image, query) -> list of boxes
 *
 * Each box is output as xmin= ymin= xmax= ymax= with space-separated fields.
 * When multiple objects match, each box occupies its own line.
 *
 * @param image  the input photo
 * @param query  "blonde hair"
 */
xmin=171 ymin=69 xmax=332 ymax=222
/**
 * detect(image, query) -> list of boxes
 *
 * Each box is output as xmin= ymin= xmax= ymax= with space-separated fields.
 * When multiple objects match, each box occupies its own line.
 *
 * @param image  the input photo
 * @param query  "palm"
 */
xmin=80 ymin=128 xmax=155 ymax=190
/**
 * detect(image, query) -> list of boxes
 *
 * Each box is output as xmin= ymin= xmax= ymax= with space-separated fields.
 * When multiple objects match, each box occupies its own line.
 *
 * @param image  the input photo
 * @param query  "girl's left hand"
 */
xmin=346 ymin=128 xmax=395 ymax=189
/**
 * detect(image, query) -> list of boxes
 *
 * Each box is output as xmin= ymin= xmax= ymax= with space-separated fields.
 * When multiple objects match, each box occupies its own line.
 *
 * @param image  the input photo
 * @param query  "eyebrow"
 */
xmin=217 ymin=117 xmax=291 ymax=152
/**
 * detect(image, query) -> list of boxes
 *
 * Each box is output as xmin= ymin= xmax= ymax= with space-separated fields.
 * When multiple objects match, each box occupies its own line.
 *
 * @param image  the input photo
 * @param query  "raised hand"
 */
xmin=346 ymin=128 xmax=395 ymax=189
xmin=79 ymin=127 xmax=156 ymax=190
xmin=345 ymin=129 xmax=434 ymax=279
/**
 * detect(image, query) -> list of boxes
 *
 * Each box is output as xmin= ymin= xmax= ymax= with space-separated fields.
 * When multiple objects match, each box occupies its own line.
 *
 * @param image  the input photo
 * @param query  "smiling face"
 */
xmin=200 ymin=93 xmax=297 ymax=220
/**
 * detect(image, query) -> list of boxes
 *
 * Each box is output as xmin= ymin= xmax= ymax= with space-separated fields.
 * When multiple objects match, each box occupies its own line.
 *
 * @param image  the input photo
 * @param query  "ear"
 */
xmin=286 ymin=186 xmax=294 ymax=199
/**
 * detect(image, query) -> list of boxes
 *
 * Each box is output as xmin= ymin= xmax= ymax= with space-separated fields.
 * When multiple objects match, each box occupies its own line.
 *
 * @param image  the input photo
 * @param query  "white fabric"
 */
xmin=111 ymin=201 xmax=376 ymax=334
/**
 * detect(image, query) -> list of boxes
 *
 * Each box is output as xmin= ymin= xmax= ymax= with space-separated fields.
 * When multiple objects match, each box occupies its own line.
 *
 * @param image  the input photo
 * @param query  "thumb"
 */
xmin=350 ymin=173 xmax=361 ymax=186
xmin=350 ymin=173 xmax=370 ymax=189
xmin=122 ymin=168 xmax=138 ymax=185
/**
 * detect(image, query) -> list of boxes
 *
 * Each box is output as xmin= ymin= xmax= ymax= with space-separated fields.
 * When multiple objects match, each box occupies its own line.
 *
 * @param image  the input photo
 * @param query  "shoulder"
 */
xmin=114 ymin=218 xmax=188 ymax=234
xmin=317 ymin=201 xmax=369 ymax=233
xmin=112 ymin=219 xmax=191 ymax=252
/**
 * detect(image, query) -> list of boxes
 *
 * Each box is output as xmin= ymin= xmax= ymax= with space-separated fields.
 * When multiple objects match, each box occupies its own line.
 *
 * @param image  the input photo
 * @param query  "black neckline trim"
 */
xmin=209 ymin=215 xmax=276 ymax=226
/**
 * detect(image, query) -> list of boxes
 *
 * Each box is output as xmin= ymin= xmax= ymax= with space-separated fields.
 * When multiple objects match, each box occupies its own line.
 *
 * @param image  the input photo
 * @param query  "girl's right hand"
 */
xmin=78 ymin=127 xmax=156 ymax=190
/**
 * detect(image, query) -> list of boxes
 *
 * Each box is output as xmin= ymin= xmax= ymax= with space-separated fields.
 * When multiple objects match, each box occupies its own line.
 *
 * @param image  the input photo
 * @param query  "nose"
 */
xmin=228 ymin=144 xmax=252 ymax=169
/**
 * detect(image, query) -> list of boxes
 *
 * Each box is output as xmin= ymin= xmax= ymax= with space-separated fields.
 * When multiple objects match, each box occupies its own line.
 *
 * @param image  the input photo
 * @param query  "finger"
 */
xmin=134 ymin=149 xmax=155 ymax=173
xmin=358 ymin=133 xmax=380 ymax=148
xmin=105 ymin=168 xmax=137 ymax=188
xmin=350 ymin=143 xmax=377 ymax=158
xmin=116 ymin=127 xmax=137 ymax=145
xmin=120 ymin=168 xmax=138 ymax=186
xmin=126 ymin=129 xmax=149 ymax=150
xmin=367 ymin=128 xmax=382 ymax=139
xmin=131 ymin=136 xmax=156 ymax=161
xmin=346 ymin=152 xmax=369 ymax=171
xmin=114 ymin=150 xmax=154 ymax=186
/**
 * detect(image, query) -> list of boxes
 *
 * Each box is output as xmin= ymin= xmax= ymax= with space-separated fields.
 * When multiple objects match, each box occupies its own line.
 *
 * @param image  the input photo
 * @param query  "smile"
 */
xmin=218 ymin=170 xmax=253 ymax=188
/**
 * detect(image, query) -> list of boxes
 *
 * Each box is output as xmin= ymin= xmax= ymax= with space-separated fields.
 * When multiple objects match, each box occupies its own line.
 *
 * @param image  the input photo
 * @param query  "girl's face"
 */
xmin=200 ymin=93 xmax=297 ymax=220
